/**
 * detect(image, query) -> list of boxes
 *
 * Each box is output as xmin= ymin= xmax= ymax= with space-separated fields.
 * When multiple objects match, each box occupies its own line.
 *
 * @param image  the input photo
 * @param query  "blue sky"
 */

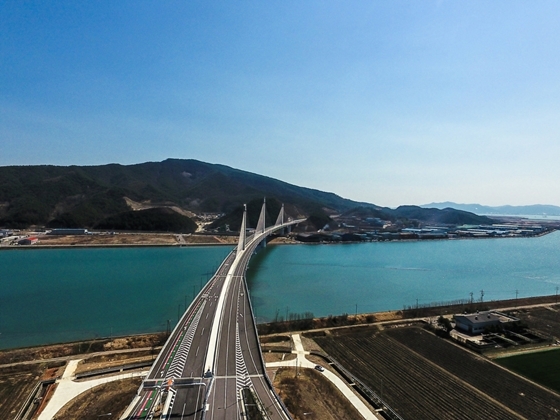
xmin=2 ymin=1 xmax=559 ymax=207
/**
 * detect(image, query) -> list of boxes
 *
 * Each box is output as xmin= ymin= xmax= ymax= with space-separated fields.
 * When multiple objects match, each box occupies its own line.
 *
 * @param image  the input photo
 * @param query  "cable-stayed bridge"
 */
xmin=122 ymin=200 xmax=302 ymax=420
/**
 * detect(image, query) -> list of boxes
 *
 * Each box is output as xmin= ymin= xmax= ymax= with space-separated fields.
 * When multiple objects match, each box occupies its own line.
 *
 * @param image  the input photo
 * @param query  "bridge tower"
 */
xmin=275 ymin=203 xmax=284 ymax=226
xmin=237 ymin=204 xmax=247 ymax=253
xmin=255 ymin=197 xmax=267 ymax=234
xmin=275 ymin=203 xmax=285 ymax=235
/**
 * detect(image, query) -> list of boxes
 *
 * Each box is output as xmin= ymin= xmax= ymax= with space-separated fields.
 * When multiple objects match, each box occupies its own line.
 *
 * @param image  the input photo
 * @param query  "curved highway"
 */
xmin=122 ymin=220 xmax=302 ymax=420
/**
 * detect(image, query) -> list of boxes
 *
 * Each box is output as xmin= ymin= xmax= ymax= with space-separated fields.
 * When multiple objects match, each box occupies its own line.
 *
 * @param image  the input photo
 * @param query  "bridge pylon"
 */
xmin=255 ymin=197 xmax=267 ymax=234
xmin=237 ymin=204 xmax=247 ymax=253
xmin=275 ymin=204 xmax=284 ymax=226
xmin=275 ymin=204 xmax=285 ymax=235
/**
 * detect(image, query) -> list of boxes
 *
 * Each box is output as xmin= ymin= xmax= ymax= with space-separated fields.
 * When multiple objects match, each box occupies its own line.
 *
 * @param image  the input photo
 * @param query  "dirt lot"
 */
xmin=0 ymin=338 xmax=160 ymax=420
xmin=54 ymin=377 xmax=142 ymax=420
xmin=75 ymin=350 xmax=156 ymax=374
xmin=0 ymin=363 xmax=63 ymax=418
xmin=512 ymin=304 xmax=560 ymax=339
xmin=272 ymin=366 xmax=362 ymax=420
xmin=33 ymin=232 xmax=238 ymax=246
xmin=0 ymin=333 xmax=166 ymax=365
xmin=37 ymin=233 xmax=178 ymax=246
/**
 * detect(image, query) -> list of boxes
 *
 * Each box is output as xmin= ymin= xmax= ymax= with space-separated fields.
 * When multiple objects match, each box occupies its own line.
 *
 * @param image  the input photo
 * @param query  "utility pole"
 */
xmin=480 ymin=290 xmax=484 ymax=303
xmin=470 ymin=292 xmax=473 ymax=305
xmin=515 ymin=289 xmax=518 ymax=301
xmin=556 ymin=286 xmax=559 ymax=303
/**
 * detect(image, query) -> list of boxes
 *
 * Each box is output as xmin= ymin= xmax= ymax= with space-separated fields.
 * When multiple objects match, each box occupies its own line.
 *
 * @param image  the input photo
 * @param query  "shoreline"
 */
xmin=0 ymin=242 xmax=235 ymax=251
xmin=0 ymin=228 xmax=556 ymax=251
xmin=2 ymin=293 xmax=559 ymax=355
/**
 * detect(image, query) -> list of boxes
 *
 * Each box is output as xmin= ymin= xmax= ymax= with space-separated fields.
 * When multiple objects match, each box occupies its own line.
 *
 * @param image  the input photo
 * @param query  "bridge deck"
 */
xmin=122 ymin=220 xmax=301 ymax=420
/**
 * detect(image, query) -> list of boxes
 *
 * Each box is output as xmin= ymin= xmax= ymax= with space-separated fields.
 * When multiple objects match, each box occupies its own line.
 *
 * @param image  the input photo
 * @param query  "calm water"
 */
xmin=0 ymin=246 xmax=231 ymax=349
xmin=1 ymin=232 xmax=559 ymax=349
xmin=247 ymin=232 xmax=560 ymax=322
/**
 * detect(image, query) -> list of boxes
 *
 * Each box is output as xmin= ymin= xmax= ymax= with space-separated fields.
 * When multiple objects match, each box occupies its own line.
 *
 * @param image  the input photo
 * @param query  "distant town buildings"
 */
xmin=47 ymin=228 xmax=89 ymax=235
xmin=17 ymin=237 xmax=38 ymax=245
xmin=297 ymin=220 xmax=549 ymax=243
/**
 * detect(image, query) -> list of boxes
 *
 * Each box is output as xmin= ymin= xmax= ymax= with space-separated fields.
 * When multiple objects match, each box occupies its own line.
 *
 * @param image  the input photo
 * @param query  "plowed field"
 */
xmin=387 ymin=327 xmax=560 ymax=419
xmin=316 ymin=327 xmax=560 ymax=420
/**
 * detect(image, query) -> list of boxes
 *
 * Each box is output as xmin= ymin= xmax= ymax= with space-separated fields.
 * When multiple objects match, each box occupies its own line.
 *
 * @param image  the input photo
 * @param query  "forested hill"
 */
xmin=0 ymin=159 xmax=495 ymax=230
xmin=0 ymin=159 xmax=373 ymax=228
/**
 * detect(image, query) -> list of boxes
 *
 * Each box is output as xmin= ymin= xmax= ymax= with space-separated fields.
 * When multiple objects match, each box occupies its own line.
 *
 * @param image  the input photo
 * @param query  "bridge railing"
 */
xmin=242 ymin=272 xmax=294 ymax=420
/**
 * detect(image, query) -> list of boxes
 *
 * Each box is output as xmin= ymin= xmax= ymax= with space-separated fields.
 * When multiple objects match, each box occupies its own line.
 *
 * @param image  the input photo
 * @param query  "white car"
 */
xmin=314 ymin=365 xmax=324 ymax=372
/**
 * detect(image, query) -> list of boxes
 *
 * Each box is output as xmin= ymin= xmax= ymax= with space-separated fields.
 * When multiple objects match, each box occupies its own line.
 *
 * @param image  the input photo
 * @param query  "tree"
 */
xmin=437 ymin=316 xmax=453 ymax=336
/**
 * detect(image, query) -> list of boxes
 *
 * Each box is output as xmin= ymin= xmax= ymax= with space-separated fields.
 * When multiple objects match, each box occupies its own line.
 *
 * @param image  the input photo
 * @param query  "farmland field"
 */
xmin=496 ymin=348 xmax=560 ymax=393
xmin=512 ymin=305 xmax=560 ymax=338
xmin=315 ymin=326 xmax=560 ymax=420
xmin=386 ymin=327 xmax=560 ymax=419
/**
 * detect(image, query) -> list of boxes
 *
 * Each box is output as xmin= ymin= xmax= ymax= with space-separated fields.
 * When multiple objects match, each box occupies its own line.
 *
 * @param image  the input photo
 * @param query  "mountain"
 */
xmin=422 ymin=202 xmax=560 ymax=216
xmin=0 ymin=159 xmax=374 ymax=229
xmin=340 ymin=206 xmax=494 ymax=226
xmin=392 ymin=206 xmax=494 ymax=225
xmin=0 ymin=159 xmax=496 ymax=230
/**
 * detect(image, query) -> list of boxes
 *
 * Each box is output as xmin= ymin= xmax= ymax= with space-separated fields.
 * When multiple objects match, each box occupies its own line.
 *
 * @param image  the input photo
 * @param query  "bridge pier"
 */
xmin=257 ymin=237 xmax=267 ymax=249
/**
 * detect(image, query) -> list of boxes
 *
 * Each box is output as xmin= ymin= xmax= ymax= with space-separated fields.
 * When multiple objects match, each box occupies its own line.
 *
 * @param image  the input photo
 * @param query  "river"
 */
xmin=1 ymin=232 xmax=559 ymax=350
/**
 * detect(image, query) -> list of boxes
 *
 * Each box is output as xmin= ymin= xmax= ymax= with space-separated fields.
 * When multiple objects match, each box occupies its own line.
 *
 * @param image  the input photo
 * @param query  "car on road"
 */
xmin=314 ymin=365 xmax=324 ymax=372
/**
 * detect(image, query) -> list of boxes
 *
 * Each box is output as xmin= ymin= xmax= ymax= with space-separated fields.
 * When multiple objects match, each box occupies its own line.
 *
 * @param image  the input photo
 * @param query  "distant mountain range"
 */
xmin=422 ymin=202 xmax=560 ymax=216
xmin=0 ymin=159 xmax=494 ymax=230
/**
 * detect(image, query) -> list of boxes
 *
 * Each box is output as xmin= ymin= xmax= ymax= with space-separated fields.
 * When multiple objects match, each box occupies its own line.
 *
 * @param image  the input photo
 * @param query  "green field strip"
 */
xmin=496 ymin=348 xmax=560 ymax=393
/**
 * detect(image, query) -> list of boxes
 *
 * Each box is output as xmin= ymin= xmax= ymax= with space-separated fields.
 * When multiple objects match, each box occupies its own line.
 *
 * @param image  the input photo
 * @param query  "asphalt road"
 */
xmin=123 ymin=222 xmax=299 ymax=420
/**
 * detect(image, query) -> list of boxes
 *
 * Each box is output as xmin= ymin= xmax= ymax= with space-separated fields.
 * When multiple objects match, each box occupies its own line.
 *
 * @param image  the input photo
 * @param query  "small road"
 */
xmin=0 ymin=347 xmax=160 ymax=369
xmin=266 ymin=334 xmax=381 ymax=420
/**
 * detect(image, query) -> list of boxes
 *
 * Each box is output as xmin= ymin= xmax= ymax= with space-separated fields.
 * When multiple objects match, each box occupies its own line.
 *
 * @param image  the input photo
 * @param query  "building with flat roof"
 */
xmin=453 ymin=311 xmax=519 ymax=335
xmin=47 ymin=228 xmax=89 ymax=235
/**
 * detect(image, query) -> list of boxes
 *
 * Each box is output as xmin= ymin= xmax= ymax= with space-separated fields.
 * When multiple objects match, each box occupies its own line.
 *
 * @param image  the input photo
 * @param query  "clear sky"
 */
xmin=1 ymin=1 xmax=559 ymax=207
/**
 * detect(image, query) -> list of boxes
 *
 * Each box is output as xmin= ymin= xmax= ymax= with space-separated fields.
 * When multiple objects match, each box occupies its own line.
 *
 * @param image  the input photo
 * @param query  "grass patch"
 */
xmin=496 ymin=348 xmax=560 ymax=393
